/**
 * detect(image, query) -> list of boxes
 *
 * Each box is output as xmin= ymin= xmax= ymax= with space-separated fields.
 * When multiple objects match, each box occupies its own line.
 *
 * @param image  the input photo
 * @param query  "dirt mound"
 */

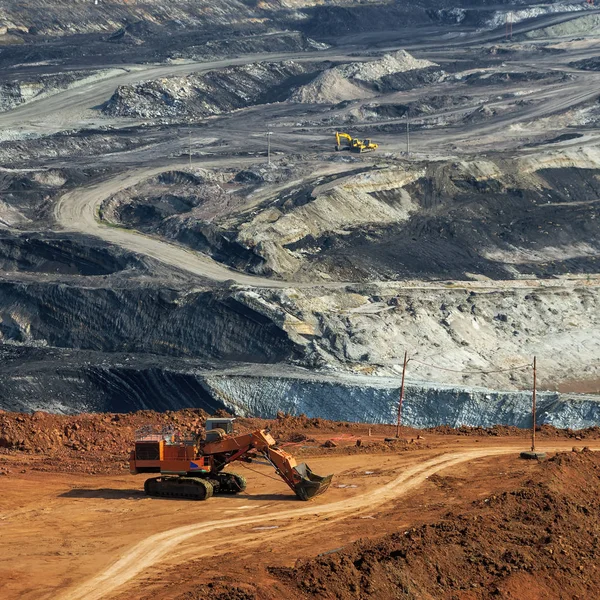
xmin=338 ymin=50 xmax=436 ymax=82
xmin=0 ymin=408 xmax=207 ymax=473
xmin=290 ymin=50 xmax=436 ymax=104
xmin=289 ymin=68 xmax=371 ymax=104
xmin=102 ymin=61 xmax=319 ymax=119
xmin=278 ymin=450 xmax=600 ymax=599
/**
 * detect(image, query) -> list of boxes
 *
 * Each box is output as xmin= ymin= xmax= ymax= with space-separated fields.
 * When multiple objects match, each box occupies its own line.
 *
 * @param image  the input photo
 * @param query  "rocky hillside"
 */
xmin=290 ymin=50 xmax=438 ymax=104
xmin=0 ymin=0 xmax=261 ymax=36
xmin=102 ymin=150 xmax=600 ymax=282
xmin=101 ymin=50 xmax=440 ymax=120
xmin=279 ymin=450 xmax=600 ymax=599
xmin=102 ymin=61 xmax=322 ymax=119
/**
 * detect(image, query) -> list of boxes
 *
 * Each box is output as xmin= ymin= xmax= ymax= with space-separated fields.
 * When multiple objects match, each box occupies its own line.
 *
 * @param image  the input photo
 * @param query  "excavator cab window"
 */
xmin=205 ymin=418 xmax=235 ymax=435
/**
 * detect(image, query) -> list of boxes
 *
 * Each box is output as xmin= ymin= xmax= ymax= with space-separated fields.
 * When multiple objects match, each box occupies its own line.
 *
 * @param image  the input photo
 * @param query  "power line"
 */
xmin=408 ymin=358 xmax=532 ymax=375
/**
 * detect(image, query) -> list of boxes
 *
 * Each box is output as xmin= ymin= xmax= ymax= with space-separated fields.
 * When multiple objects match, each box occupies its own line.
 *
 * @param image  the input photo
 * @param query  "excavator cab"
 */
xmin=205 ymin=418 xmax=235 ymax=434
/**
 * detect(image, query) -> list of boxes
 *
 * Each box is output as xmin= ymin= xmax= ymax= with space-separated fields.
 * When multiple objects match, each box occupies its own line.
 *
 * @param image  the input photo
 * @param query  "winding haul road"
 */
xmin=57 ymin=447 xmax=524 ymax=600
xmin=58 ymin=443 xmax=596 ymax=600
xmin=52 ymin=160 xmax=292 ymax=287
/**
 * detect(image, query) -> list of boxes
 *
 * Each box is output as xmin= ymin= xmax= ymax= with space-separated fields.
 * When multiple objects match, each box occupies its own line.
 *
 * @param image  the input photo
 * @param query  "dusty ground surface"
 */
xmin=1 ymin=2 xmax=600 ymax=598
xmin=1 ymin=410 xmax=599 ymax=600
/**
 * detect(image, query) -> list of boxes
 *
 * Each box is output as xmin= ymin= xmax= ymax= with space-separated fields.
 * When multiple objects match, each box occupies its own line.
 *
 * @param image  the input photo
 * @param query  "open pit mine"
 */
xmin=1 ymin=0 xmax=600 ymax=598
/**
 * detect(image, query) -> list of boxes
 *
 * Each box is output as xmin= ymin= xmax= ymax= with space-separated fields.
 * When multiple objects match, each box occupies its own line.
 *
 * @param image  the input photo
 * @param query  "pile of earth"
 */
xmin=0 ymin=408 xmax=208 ymax=471
xmin=0 ymin=69 xmax=107 ymax=113
xmin=102 ymin=61 xmax=324 ymax=119
xmin=570 ymin=56 xmax=600 ymax=71
xmin=102 ymin=50 xmax=441 ymax=120
xmin=290 ymin=50 xmax=440 ymax=104
xmin=521 ymin=12 xmax=600 ymax=40
xmin=278 ymin=450 xmax=600 ymax=599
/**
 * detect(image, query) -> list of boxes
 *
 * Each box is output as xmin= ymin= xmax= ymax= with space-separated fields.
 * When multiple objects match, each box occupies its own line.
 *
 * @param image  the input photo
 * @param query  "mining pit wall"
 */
xmin=1 ymin=357 xmax=598 ymax=430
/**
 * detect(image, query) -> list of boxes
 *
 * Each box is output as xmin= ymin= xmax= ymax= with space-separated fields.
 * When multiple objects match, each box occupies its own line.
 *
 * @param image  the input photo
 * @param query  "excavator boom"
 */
xmin=202 ymin=429 xmax=333 ymax=500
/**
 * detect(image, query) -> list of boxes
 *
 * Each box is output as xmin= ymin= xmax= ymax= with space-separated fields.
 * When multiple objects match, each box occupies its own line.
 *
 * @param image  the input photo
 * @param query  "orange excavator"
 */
xmin=130 ymin=418 xmax=333 ymax=501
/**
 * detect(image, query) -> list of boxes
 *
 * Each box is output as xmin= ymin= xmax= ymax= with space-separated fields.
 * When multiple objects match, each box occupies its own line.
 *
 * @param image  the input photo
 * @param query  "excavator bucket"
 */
xmin=293 ymin=463 xmax=333 ymax=501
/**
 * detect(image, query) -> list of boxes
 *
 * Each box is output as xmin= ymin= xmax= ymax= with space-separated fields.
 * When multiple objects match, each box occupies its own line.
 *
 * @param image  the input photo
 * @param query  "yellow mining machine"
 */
xmin=130 ymin=417 xmax=333 ymax=501
xmin=335 ymin=131 xmax=378 ymax=153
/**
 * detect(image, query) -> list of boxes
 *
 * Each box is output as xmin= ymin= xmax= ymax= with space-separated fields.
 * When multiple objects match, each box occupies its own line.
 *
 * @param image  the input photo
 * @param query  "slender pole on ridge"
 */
xmin=396 ymin=350 xmax=408 ymax=438
xmin=531 ymin=356 xmax=537 ymax=452
xmin=406 ymin=110 xmax=410 ymax=158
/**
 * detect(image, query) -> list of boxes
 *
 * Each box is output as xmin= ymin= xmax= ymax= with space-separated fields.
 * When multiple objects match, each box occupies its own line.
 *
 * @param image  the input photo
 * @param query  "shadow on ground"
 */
xmin=60 ymin=488 xmax=146 ymax=499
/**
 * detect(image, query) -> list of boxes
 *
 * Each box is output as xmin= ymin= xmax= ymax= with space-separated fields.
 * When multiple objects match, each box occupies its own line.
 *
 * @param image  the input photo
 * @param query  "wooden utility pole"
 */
xmin=406 ymin=110 xmax=410 ymax=157
xmin=267 ymin=128 xmax=273 ymax=164
xmin=506 ymin=11 xmax=513 ymax=40
xmin=396 ymin=350 xmax=408 ymax=438
xmin=531 ymin=356 xmax=537 ymax=452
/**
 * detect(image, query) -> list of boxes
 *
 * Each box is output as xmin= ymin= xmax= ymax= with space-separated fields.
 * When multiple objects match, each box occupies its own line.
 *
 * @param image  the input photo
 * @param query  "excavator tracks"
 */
xmin=144 ymin=477 xmax=214 ymax=501
xmin=143 ymin=473 xmax=247 ymax=500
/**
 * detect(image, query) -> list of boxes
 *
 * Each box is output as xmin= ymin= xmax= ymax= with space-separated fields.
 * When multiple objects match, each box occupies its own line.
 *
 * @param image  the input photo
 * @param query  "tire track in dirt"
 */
xmin=58 ymin=447 xmax=523 ymax=600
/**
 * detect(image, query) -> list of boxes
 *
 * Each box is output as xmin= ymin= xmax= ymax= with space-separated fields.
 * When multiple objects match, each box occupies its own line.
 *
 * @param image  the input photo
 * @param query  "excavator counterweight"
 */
xmin=130 ymin=418 xmax=333 ymax=501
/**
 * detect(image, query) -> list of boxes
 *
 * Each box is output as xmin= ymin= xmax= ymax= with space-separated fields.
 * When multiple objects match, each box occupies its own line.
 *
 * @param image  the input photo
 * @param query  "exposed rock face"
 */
xmin=205 ymin=371 xmax=600 ymax=429
xmin=0 ymin=0 xmax=262 ymax=36
xmin=0 ymin=233 xmax=146 ymax=275
xmin=0 ymin=281 xmax=304 ymax=362
xmin=1 ymin=348 xmax=599 ymax=428
xmin=0 ymin=70 xmax=111 ymax=113
xmin=0 ymin=275 xmax=598 ymax=402
xmin=102 ymin=61 xmax=319 ymax=119
xmin=290 ymin=50 xmax=438 ymax=104
xmin=236 ymin=166 xmax=422 ymax=276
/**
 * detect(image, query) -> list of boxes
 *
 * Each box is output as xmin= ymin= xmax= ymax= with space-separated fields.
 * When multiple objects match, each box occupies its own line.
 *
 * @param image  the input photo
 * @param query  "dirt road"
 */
xmin=55 ymin=443 xmax=584 ymax=600
xmin=52 ymin=158 xmax=600 ymax=291
xmin=1 ymin=419 xmax=595 ymax=600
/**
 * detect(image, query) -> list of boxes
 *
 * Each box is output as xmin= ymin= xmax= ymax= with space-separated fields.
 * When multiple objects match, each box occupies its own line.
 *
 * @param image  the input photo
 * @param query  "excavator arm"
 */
xmin=261 ymin=445 xmax=333 ymax=500
xmin=335 ymin=131 xmax=353 ymax=150
xmin=202 ymin=429 xmax=333 ymax=500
